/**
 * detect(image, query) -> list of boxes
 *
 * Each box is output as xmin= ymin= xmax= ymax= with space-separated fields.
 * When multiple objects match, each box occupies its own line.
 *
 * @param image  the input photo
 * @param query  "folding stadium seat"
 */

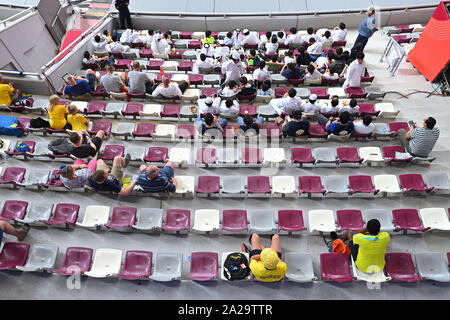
xmin=373 ymin=175 xmax=402 ymax=196
xmin=148 ymin=252 xmax=182 ymax=282
xmin=371 ymin=123 xmax=392 ymax=140
xmin=154 ymin=124 xmax=176 ymax=140
xmin=201 ymin=88 xmax=217 ymax=97
xmin=189 ymin=252 xmax=218 ymax=281
xmin=195 ymin=148 xmax=217 ymax=167
xmin=419 ymin=208 xmax=450 ymax=231
xmin=277 ymin=210 xmax=306 ymax=234
xmin=399 ymin=174 xmax=433 ymax=193
xmin=238 ymin=105 xmax=257 ymax=118
xmin=221 ymin=210 xmax=248 ymax=233
xmin=388 ymin=122 xmax=409 ymax=137
xmin=140 ymin=104 xmax=161 ymax=117
xmin=188 ymin=74 xmax=204 ymax=86
xmin=349 ymin=175 xmax=378 ymax=196
xmin=40 ymin=169 xmax=66 ymax=191
xmin=323 ymin=176 xmax=350 ymax=196
xmin=274 ymin=87 xmax=289 ymax=98
xmin=15 ymin=203 xmax=53 ymax=226
xmin=98 ymin=145 xmax=125 ymax=162
xmin=111 ymin=122 xmax=135 ymax=139
xmin=350 ymin=256 xmax=391 ymax=284
xmin=0 ymin=200 xmax=28 ymax=222
xmin=382 ymin=146 xmax=413 ymax=164
xmin=424 ymin=173 xmax=450 ymax=193
xmin=261 ymin=125 xmax=281 ymax=139
xmin=162 ymin=209 xmax=190 ymax=234
xmin=241 ymin=148 xmax=262 ymax=166
xmin=188 ymin=40 xmax=202 ymax=49
xmin=359 ymin=147 xmax=385 ymax=165
xmin=308 ymin=210 xmax=336 ymax=233
xmin=178 ymin=60 xmax=193 ymax=72
xmin=0 ymin=167 xmax=26 ymax=188
xmin=303 ymin=78 xmax=319 ymax=86
xmin=247 ymin=176 xmax=271 ymax=196
xmin=53 ymin=247 xmax=93 ymax=276
xmin=19 ymin=169 xmax=50 ymax=190
xmin=104 ymin=206 xmax=137 ymax=231
xmin=0 ymin=242 xmax=30 ymax=270
xmin=16 ymin=244 xmax=58 ymax=272
xmin=147 ymin=60 xmax=164 ymax=70
xmin=114 ymin=59 xmax=132 ymax=70
xmin=192 ymin=209 xmax=220 ymax=234
xmin=336 ymin=209 xmax=365 ymax=232
xmin=309 ymin=88 xmax=329 ymax=99
xmin=363 ymin=209 xmax=396 ymax=232
xmin=392 ymin=209 xmax=430 ymax=232
xmin=327 ymin=87 xmax=346 ymax=98
xmin=84 ymin=249 xmax=123 ymax=278
xmin=203 ymin=74 xmax=221 ymax=87
xmin=102 ymin=102 xmax=124 ymax=118
xmin=139 ymin=48 xmax=153 ymax=59
xmin=88 ymin=121 xmax=112 ymax=137
xmin=284 ymin=253 xmax=316 ymax=282
xmin=272 ymin=176 xmax=297 ymax=197
xmin=174 ymin=176 xmax=195 ymax=197
xmin=345 ymin=87 xmax=367 ymax=99
xmin=162 ymin=61 xmax=179 ymax=72
xmin=168 ymin=49 xmax=184 ymax=59
xmin=308 ymin=124 xmax=328 ymax=139
xmin=76 ymin=205 xmax=110 ymax=230
xmin=168 ymin=148 xmax=190 ymax=166
xmin=415 ymin=252 xmax=450 ymax=282
xmin=312 ymin=147 xmax=337 ymax=165
xmin=320 ymin=253 xmax=354 ymax=282
xmin=121 ymin=103 xmax=143 ymax=119
xmin=221 ymin=176 xmax=246 ymax=197
xmin=43 ymin=203 xmax=80 ymax=228
xmin=248 ymin=209 xmax=277 ymax=234
xmin=298 ymin=176 xmax=326 ymax=197
xmin=196 ymin=176 xmax=221 ymax=197
xmin=175 ymin=124 xmax=195 ymax=140
xmin=263 ymin=148 xmax=286 ymax=166
xmin=129 ymin=208 xmax=162 ymax=232
xmin=385 ymin=253 xmax=421 ymax=282
xmin=257 ymin=105 xmax=278 ymax=121
xmin=291 ymin=148 xmax=314 ymax=166
xmin=220 ymin=251 xmax=251 ymax=281
xmin=117 ymin=250 xmax=153 ymax=280
xmin=160 ymin=104 xmax=181 ymax=118
xmin=182 ymin=50 xmax=197 ymax=60
xmin=221 ymin=125 xmax=238 ymax=140
xmin=375 ymin=103 xmax=399 ymax=119
xmin=336 ymin=147 xmax=362 ymax=165
xmin=180 ymin=105 xmax=198 ymax=119
xmin=144 ymin=147 xmax=168 ymax=164
xmin=358 ymin=104 xmax=379 ymax=118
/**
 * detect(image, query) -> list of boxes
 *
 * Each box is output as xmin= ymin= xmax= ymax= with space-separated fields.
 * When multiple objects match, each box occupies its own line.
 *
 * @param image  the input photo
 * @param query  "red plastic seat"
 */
xmin=188 ymin=40 xmax=202 ymax=49
xmin=41 ymin=169 xmax=64 ymax=188
xmin=237 ymin=93 xmax=256 ymax=102
xmin=336 ymin=147 xmax=362 ymax=164
xmin=321 ymin=78 xmax=340 ymax=85
xmin=4 ymin=141 xmax=36 ymax=156
xmin=309 ymin=88 xmax=329 ymax=99
xmin=122 ymin=103 xmax=143 ymax=117
xmin=243 ymin=43 xmax=258 ymax=50
xmin=109 ymin=51 xmax=124 ymax=59
xmin=114 ymin=59 xmax=132 ymax=70
xmin=0 ymin=242 xmax=30 ymax=270
xmin=358 ymin=103 xmax=379 ymax=117
xmin=53 ymin=247 xmax=94 ymax=275
xmin=223 ymin=125 xmax=239 ymax=139
xmin=46 ymin=128 xmax=67 ymax=135
xmin=0 ymin=167 xmax=26 ymax=185
xmin=87 ymin=101 xmax=106 ymax=115
xmin=287 ymin=78 xmax=304 ymax=86
xmin=274 ymin=87 xmax=289 ymax=98
xmin=132 ymin=123 xmax=155 ymax=138
xmin=147 ymin=60 xmax=164 ymax=70
xmin=336 ymin=209 xmax=365 ymax=232
xmin=361 ymin=69 xmax=375 ymax=83
xmin=349 ymin=175 xmax=378 ymax=194
xmin=332 ymin=40 xmax=347 ymax=47
xmin=87 ymin=121 xmax=112 ymax=137
xmin=388 ymin=122 xmax=409 ymax=136
xmin=395 ymin=25 xmax=414 ymax=33
xmin=239 ymin=105 xmax=257 ymax=117
xmin=382 ymin=146 xmax=412 ymax=163
xmin=298 ymin=176 xmax=325 ymax=195
xmin=385 ymin=253 xmax=421 ymax=282
xmin=399 ymin=174 xmax=433 ymax=193
xmin=392 ymin=209 xmax=430 ymax=232
xmin=189 ymin=252 xmax=218 ymax=281
xmin=98 ymin=145 xmax=125 ymax=161
xmin=139 ymin=48 xmax=154 ymax=58
xmin=308 ymin=124 xmax=328 ymax=138
xmin=320 ymin=253 xmax=354 ymax=282
xmin=261 ymin=125 xmax=281 ymax=138
xmin=351 ymin=130 xmax=372 ymax=138
xmin=118 ymin=251 xmax=153 ymax=280
xmin=278 ymin=210 xmax=306 ymax=232
xmin=201 ymin=88 xmax=217 ymax=97
xmin=162 ymin=209 xmax=190 ymax=232
xmin=144 ymin=147 xmax=168 ymax=163
xmin=195 ymin=148 xmax=216 ymax=165
xmin=168 ymin=50 xmax=184 ymax=59
xmin=247 ymin=176 xmax=271 ymax=194
xmin=242 ymin=148 xmax=262 ymax=164
xmin=178 ymin=61 xmax=193 ymax=72
xmin=17 ymin=117 xmax=31 ymax=133
xmin=43 ymin=203 xmax=79 ymax=226
xmin=0 ymin=200 xmax=28 ymax=221
xmin=196 ymin=176 xmax=220 ymax=195
xmin=222 ymin=210 xmax=248 ymax=232
xmin=179 ymin=31 xmax=193 ymax=39
xmin=291 ymin=148 xmax=315 ymax=164
xmin=447 ymin=253 xmax=450 ymax=266
xmin=175 ymin=124 xmax=195 ymax=139
xmin=90 ymin=85 xmax=109 ymax=98
xmin=160 ymin=105 xmax=180 ymax=117
xmin=188 ymin=74 xmax=204 ymax=85
xmin=105 ymin=206 xmax=137 ymax=229
xmin=345 ymin=87 xmax=367 ymax=99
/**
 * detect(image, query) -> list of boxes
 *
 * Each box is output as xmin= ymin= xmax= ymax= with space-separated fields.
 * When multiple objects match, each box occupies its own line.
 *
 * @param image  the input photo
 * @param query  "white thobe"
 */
xmin=343 ymin=60 xmax=366 ymax=88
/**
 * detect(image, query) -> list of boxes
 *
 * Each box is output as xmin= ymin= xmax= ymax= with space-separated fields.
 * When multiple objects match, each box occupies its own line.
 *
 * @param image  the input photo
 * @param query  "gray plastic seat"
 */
xmin=127 ymin=145 xmax=146 ymax=162
xmin=221 ymin=176 xmax=246 ymax=196
xmin=174 ymin=39 xmax=189 ymax=49
xmin=217 ymin=148 xmax=240 ymax=164
xmin=424 ymin=173 xmax=450 ymax=192
xmin=203 ymin=74 xmax=220 ymax=86
xmin=248 ymin=209 xmax=277 ymax=234
xmin=16 ymin=244 xmax=58 ymax=272
xmin=270 ymin=74 xmax=287 ymax=85
xmin=323 ymin=175 xmax=350 ymax=195
xmin=363 ymin=209 xmax=395 ymax=232
xmin=415 ymin=252 xmax=450 ymax=282
xmin=296 ymin=88 xmax=310 ymax=99
xmin=257 ymin=105 xmax=278 ymax=119
xmin=365 ymin=86 xmax=386 ymax=100
xmin=111 ymin=122 xmax=136 ymax=138
xmin=18 ymin=169 xmax=49 ymax=189
xmin=132 ymin=208 xmax=163 ymax=232
xmin=103 ymin=103 xmax=124 ymax=117
xmin=16 ymin=203 xmax=53 ymax=224
xmin=284 ymin=252 xmax=317 ymax=282
xmin=373 ymin=122 xmax=393 ymax=138
xmin=312 ymin=147 xmax=337 ymax=164
xmin=182 ymin=50 xmax=197 ymax=60
xmin=149 ymin=252 xmax=182 ymax=282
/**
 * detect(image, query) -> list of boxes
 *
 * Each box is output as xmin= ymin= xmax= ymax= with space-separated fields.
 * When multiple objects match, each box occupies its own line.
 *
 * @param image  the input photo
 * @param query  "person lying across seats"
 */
xmin=69 ymin=130 xmax=105 ymax=159
xmin=276 ymin=109 xmax=310 ymax=138
xmin=60 ymin=158 xmax=100 ymax=189
xmin=196 ymin=113 xmax=227 ymax=135
xmin=317 ymin=110 xmax=354 ymax=135
xmin=151 ymin=75 xmax=189 ymax=99
xmin=137 ymin=162 xmax=177 ymax=193
xmin=268 ymin=88 xmax=303 ymax=115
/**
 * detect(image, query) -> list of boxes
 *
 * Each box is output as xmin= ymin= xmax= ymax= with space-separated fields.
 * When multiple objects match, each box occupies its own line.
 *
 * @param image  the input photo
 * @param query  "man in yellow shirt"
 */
xmin=242 ymin=233 xmax=287 ymax=282
xmin=342 ymin=219 xmax=390 ymax=273
xmin=0 ymin=76 xmax=20 ymax=106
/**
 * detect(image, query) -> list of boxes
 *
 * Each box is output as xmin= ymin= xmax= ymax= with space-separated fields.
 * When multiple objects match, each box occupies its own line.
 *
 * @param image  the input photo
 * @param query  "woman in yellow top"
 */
xmin=67 ymin=104 xmax=89 ymax=131
xmin=46 ymin=95 xmax=69 ymax=130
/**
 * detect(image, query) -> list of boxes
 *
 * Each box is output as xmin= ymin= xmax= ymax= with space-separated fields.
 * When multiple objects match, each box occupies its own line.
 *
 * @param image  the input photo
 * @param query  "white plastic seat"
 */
xmin=295 ymin=88 xmax=310 ymax=98
xmin=142 ymin=104 xmax=162 ymax=117
xmin=373 ymin=175 xmax=402 ymax=195
xmin=174 ymin=176 xmax=195 ymax=195
xmin=248 ymin=209 xmax=277 ymax=234
xmin=192 ymin=209 xmax=220 ymax=233
xmin=16 ymin=203 xmax=53 ymax=224
xmin=419 ymin=208 xmax=450 ymax=231
xmin=409 ymin=24 xmax=425 ymax=33
xmin=161 ymin=61 xmax=179 ymax=71
xmin=0 ymin=139 xmax=11 ymax=154
xmin=19 ymin=169 xmax=49 ymax=189
xmin=424 ymin=173 xmax=450 ymax=192
xmin=84 ymin=249 xmax=123 ymax=278
xmin=168 ymin=147 xmax=191 ymax=165
xmin=112 ymin=122 xmax=135 ymax=137
xmin=149 ymin=252 xmax=182 ymax=282
xmin=375 ymin=103 xmax=399 ymax=118
xmin=133 ymin=208 xmax=163 ymax=232
xmin=127 ymin=145 xmax=146 ymax=162
xmin=323 ymin=175 xmax=350 ymax=195
xmin=263 ymin=148 xmax=286 ymax=165
xmin=220 ymin=252 xmax=251 ymax=281
xmin=363 ymin=209 xmax=396 ymax=232
xmin=257 ymin=105 xmax=278 ymax=118
xmin=16 ymin=244 xmax=58 ymax=272
xmin=182 ymin=89 xmax=200 ymax=101
xmin=351 ymin=256 xmax=391 ymax=283
xmin=217 ymin=148 xmax=240 ymax=165
xmin=154 ymin=124 xmax=176 ymax=139
xmin=359 ymin=147 xmax=384 ymax=164
xmin=76 ymin=205 xmax=110 ymax=229
xmin=373 ymin=123 xmax=392 ymax=138
xmin=304 ymin=78 xmax=322 ymax=86
xmin=415 ymin=252 xmax=450 ymax=282
xmin=327 ymin=87 xmax=346 ymax=98
xmin=192 ymin=31 xmax=205 ymax=39
xmin=312 ymin=147 xmax=337 ymax=164
xmin=221 ymin=176 xmax=246 ymax=196
xmin=171 ymin=73 xmax=189 ymax=83
xmin=103 ymin=103 xmax=124 ymax=116
xmin=272 ymin=176 xmax=296 ymax=196
xmin=308 ymin=210 xmax=336 ymax=232
xmin=284 ymin=252 xmax=317 ymax=282
xmin=203 ymin=74 xmax=220 ymax=86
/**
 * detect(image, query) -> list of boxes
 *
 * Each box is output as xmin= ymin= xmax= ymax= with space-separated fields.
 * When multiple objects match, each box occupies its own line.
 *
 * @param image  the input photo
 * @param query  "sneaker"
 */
xmin=241 ymin=243 xmax=251 ymax=253
xmin=124 ymin=153 xmax=131 ymax=167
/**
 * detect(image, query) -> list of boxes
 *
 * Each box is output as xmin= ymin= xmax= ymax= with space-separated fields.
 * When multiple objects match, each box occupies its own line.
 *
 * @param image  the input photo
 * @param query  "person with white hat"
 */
xmin=352 ymin=6 xmax=377 ymax=51
xmin=240 ymin=29 xmax=260 ymax=48
xmin=221 ymin=52 xmax=244 ymax=86
xmin=302 ymin=93 xmax=322 ymax=114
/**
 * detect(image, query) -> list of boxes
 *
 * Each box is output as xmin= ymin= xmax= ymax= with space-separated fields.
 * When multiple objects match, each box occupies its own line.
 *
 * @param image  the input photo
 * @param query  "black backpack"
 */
xmin=30 ymin=117 xmax=50 ymax=128
xmin=223 ymin=252 xmax=250 ymax=281
xmin=48 ymin=138 xmax=73 ymax=155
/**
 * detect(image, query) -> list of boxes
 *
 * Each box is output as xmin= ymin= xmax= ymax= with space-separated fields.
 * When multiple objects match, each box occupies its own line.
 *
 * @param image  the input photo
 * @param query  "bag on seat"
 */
xmin=223 ymin=252 xmax=250 ymax=281
xmin=48 ymin=138 xmax=73 ymax=155
xmin=30 ymin=117 xmax=50 ymax=128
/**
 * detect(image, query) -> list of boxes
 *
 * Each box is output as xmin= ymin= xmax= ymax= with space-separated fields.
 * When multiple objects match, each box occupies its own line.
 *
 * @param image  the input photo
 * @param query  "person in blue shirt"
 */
xmin=196 ymin=113 xmax=227 ymax=135
xmin=236 ymin=114 xmax=263 ymax=135
xmin=317 ymin=111 xmax=354 ymax=135
xmin=352 ymin=6 xmax=377 ymax=51
xmin=137 ymin=162 xmax=177 ymax=193
xmin=281 ymin=63 xmax=304 ymax=80
xmin=63 ymin=72 xmax=96 ymax=96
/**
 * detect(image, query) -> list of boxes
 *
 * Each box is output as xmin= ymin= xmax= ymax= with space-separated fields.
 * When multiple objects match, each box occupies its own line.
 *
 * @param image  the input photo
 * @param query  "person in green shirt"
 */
xmin=202 ymin=30 xmax=215 ymax=45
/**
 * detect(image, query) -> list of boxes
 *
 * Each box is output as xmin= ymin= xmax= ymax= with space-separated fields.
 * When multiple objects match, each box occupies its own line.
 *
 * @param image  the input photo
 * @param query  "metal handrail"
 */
xmin=0 ymin=70 xmax=41 ymax=77
xmin=0 ymin=6 xmax=34 ymax=27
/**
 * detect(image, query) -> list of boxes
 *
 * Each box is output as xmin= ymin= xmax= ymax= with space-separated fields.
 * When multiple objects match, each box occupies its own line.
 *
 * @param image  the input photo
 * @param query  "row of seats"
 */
xmin=1 ymin=166 xmax=449 ymax=198
xmin=2 ymin=200 xmax=449 ymax=234
xmin=383 ymin=24 xmax=426 ymax=35
xmin=1 ymin=241 xmax=449 ymax=283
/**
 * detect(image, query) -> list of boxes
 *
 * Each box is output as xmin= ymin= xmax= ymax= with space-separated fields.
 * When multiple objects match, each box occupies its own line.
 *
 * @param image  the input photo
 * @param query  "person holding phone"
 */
xmin=69 ymin=130 xmax=105 ymax=158
xmin=397 ymin=117 xmax=440 ymax=157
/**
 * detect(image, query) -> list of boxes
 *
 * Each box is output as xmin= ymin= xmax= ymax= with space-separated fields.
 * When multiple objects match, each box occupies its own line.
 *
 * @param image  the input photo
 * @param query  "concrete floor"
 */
xmin=0 ymin=28 xmax=449 ymax=300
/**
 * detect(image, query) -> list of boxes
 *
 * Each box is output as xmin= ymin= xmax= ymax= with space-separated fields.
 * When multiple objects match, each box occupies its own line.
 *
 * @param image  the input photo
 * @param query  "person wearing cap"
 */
xmin=276 ymin=109 xmax=309 ymax=137
xmin=268 ymin=88 xmax=303 ymax=115
xmin=221 ymin=52 xmax=244 ymax=86
xmin=137 ymin=162 xmax=177 ymax=193
xmin=341 ymin=52 xmax=366 ymax=88
xmin=243 ymin=233 xmax=287 ymax=282
xmin=353 ymin=6 xmax=377 ymax=51
xmin=198 ymin=95 xmax=221 ymax=115
xmin=302 ymin=93 xmax=322 ymax=114
xmin=240 ymin=29 xmax=260 ymax=47
xmin=193 ymin=53 xmax=214 ymax=74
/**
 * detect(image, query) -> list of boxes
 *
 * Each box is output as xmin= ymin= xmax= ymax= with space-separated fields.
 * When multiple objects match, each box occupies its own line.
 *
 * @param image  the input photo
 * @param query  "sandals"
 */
xmin=16 ymin=224 xmax=30 ymax=241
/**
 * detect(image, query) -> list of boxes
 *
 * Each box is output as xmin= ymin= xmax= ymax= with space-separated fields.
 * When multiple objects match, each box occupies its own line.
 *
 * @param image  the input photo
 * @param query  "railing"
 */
xmin=379 ymin=37 xmax=407 ymax=77
xmin=0 ymin=70 xmax=42 ymax=78
xmin=0 ymin=6 xmax=34 ymax=28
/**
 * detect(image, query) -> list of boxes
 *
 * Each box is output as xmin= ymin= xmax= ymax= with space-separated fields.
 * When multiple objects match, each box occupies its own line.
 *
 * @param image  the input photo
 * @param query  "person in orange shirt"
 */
xmin=67 ymin=104 xmax=89 ymax=131
xmin=46 ymin=95 xmax=71 ymax=130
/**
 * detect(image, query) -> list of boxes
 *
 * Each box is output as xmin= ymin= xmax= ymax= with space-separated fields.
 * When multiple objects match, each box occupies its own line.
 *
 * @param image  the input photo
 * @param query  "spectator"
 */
xmin=332 ymin=22 xmax=347 ymax=42
xmin=397 ymin=117 xmax=440 ymax=157
xmin=303 ymin=64 xmax=322 ymax=81
xmin=89 ymin=155 xmax=135 ymax=196
xmin=100 ymin=65 xmax=125 ymax=94
xmin=223 ymin=31 xmax=234 ymax=46
xmin=276 ymin=31 xmax=286 ymax=45
xmin=220 ymin=80 xmax=238 ymax=97
xmin=240 ymin=29 xmax=260 ymax=47
xmin=253 ymin=61 xmax=270 ymax=88
xmin=302 ymin=94 xmax=322 ymax=114
xmin=236 ymin=114 xmax=263 ymax=135
xmin=340 ymin=219 xmax=390 ymax=273
xmin=276 ymin=109 xmax=309 ymax=137
xmin=237 ymin=76 xmax=256 ymax=96
xmin=202 ymin=30 xmax=215 ymax=45
xmin=137 ymin=162 xmax=177 ymax=193
xmin=198 ymin=96 xmax=221 ymax=115
xmin=283 ymin=50 xmax=296 ymax=64
xmin=339 ymin=98 xmax=359 ymax=116
xmin=196 ymin=113 xmax=227 ymax=135
xmin=144 ymin=29 xmax=155 ymax=48
xmin=242 ymin=233 xmax=287 ymax=283
xmin=320 ymin=96 xmax=340 ymax=116
xmin=348 ymin=42 xmax=364 ymax=64
xmin=313 ymin=51 xmax=335 ymax=72
xmin=303 ymin=27 xmax=320 ymax=43
xmin=82 ymin=51 xmax=110 ymax=68
xmin=259 ymin=31 xmax=272 ymax=48
xmin=0 ymin=76 xmax=21 ymax=106
xmin=353 ymin=115 xmax=375 ymax=135
xmin=46 ymin=95 xmax=69 ymax=130
xmin=123 ymin=61 xmax=154 ymax=94
xmin=322 ymin=66 xmax=339 ymax=80
xmin=353 ymin=6 xmax=377 ymax=51
xmin=151 ymin=34 xmax=171 ymax=56
xmin=342 ymin=52 xmax=366 ymax=89
xmin=221 ymin=52 xmax=243 ymax=85
xmin=103 ymin=29 xmax=112 ymax=42
xmin=214 ymin=44 xmax=229 ymax=62
xmin=257 ymin=80 xmax=273 ymax=96
xmin=193 ymin=53 xmax=214 ymax=74
xmin=319 ymin=30 xmax=333 ymax=45
xmin=247 ymin=49 xmax=261 ymax=67
xmin=266 ymin=54 xmax=284 ymax=73
xmin=219 ymin=99 xmax=239 ymax=115
xmin=0 ymin=220 xmax=29 ymax=242
xmin=69 ymin=130 xmax=105 ymax=158
xmin=63 ymin=72 xmax=96 ymax=96
xmin=268 ymin=87 xmax=302 ymax=115
xmin=60 ymin=159 xmax=99 ymax=189
xmin=295 ymin=46 xmax=312 ymax=66
xmin=281 ymin=63 xmax=303 ymax=80
xmin=115 ymin=0 xmax=132 ymax=29
xmin=265 ymin=35 xmax=279 ymax=56
xmin=91 ymin=33 xmax=109 ymax=52
xmin=284 ymin=27 xmax=302 ymax=47
xmin=106 ymin=34 xmax=130 ymax=53
xmin=67 ymin=104 xmax=89 ymax=131
xmin=307 ymin=37 xmax=323 ymax=59
xmin=200 ymin=42 xmax=215 ymax=58
xmin=151 ymin=75 xmax=189 ymax=99
xmin=318 ymin=111 xmax=354 ymax=135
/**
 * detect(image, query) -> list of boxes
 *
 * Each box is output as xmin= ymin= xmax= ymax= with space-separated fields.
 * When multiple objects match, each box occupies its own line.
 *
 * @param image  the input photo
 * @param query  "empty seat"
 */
xmin=16 ymin=244 xmax=58 ymax=272
xmin=141 ymin=104 xmax=161 ymax=117
xmin=168 ymin=148 xmax=190 ymax=165
xmin=382 ymin=146 xmax=412 ymax=164
xmin=263 ymin=148 xmax=286 ymax=165
xmin=323 ymin=176 xmax=350 ymax=195
xmin=312 ymin=147 xmax=337 ymax=164
xmin=222 ymin=210 xmax=248 ymax=232
xmin=375 ymin=103 xmax=399 ymax=118
xmin=248 ymin=209 xmax=277 ymax=234
xmin=149 ymin=252 xmax=183 ymax=282
xmin=285 ymin=252 xmax=316 ymax=282
xmin=221 ymin=176 xmax=246 ymax=196
xmin=373 ymin=175 xmax=402 ymax=195
xmin=424 ymin=172 xmax=450 ymax=192
xmin=175 ymin=124 xmax=195 ymax=139
xmin=241 ymin=148 xmax=262 ymax=165
xmin=162 ymin=209 xmax=190 ymax=233
xmin=43 ymin=203 xmax=80 ymax=227
xmin=0 ymin=167 xmax=26 ymax=187
xmin=76 ymin=205 xmax=110 ymax=229
xmin=388 ymin=122 xmax=409 ymax=137
xmin=298 ymin=176 xmax=325 ymax=196
xmin=102 ymin=102 xmax=124 ymax=117
xmin=122 ymin=103 xmax=143 ymax=118
xmin=336 ymin=210 xmax=365 ymax=232
xmin=247 ymin=176 xmax=271 ymax=195
xmin=399 ymin=174 xmax=433 ymax=193
xmin=105 ymin=206 xmax=137 ymax=230
xmin=320 ymin=253 xmax=353 ymax=282
xmin=161 ymin=60 xmax=178 ymax=71
xmin=415 ymin=252 xmax=450 ymax=282
xmin=88 ymin=121 xmax=112 ymax=137
xmin=98 ymin=145 xmax=125 ymax=161
xmin=327 ymin=87 xmax=346 ymax=98
xmin=133 ymin=208 xmax=163 ymax=232
xmin=178 ymin=61 xmax=193 ymax=71
xmin=419 ymin=208 xmax=450 ymax=231
xmin=16 ymin=203 xmax=53 ymax=225
xmin=308 ymin=210 xmax=336 ymax=232
xmin=161 ymin=105 xmax=181 ymax=118
xmin=385 ymin=253 xmax=421 ymax=282
xmin=144 ymin=147 xmax=168 ymax=163
xmin=336 ymin=147 xmax=362 ymax=164
xmin=154 ymin=124 xmax=176 ymax=139
xmin=189 ymin=252 xmax=218 ymax=281
xmin=291 ymin=148 xmax=314 ymax=165
xmin=174 ymin=176 xmax=195 ymax=196
xmin=111 ymin=122 xmax=136 ymax=139
xmin=217 ymin=148 xmax=239 ymax=165
xmin=278 ymin=210 xmax=306 ymax=233
xmin=0 ymin=200 xmax=28 ymax=221
xmin=196 ymin=176 xmax=221 ymax=196
xmin=0 ymin=242 xmax=30 ymax=270
xmin=363 ymin=209 xmax=396 ymax=232
xmin=53 ymin=247 xmax=93 ymax=276
xmin=345 ymin=87 xmax=367 ymax=99
xmin=195 ymin=148 xmax=217 ymax=166
xmin=87 ymin=101 xmax=106 ymax=115
xmin=392 ymin=209 xmax=430 ymax=232
xmin=84 ymin=249 xmax=123 ymax=278
xmin=349 ymin=175 xmax=378 ymax=195
xmin=359 ymin=147 xmax=384 ymax=164
xmin=272 ymin=176 xmax=296 ymax=196
xmin=118 ymin=251 xmax=153 ymax=280
xmin=192 ymin=209 xmax=220 ymax=233
xmin=308 ymin=124 xmax=328 ymax=138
